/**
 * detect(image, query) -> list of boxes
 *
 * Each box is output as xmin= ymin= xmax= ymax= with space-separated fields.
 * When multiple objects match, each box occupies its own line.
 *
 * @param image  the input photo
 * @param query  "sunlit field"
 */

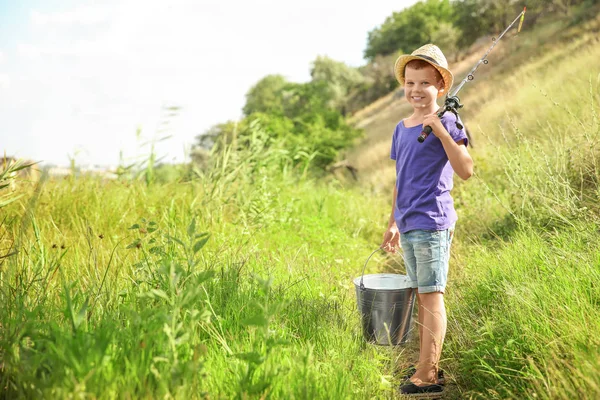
xmin=2 ymin=9 xmax=600 ymax=400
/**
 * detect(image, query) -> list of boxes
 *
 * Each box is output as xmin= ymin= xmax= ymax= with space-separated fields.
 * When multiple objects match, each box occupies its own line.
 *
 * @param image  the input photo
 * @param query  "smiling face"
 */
xmin=404 ymin=61 xmax=444 ymax=112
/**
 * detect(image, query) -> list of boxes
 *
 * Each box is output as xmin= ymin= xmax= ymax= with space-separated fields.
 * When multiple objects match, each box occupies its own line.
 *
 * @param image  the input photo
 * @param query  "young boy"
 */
xmin=381 ymin=44 xmax=473 ymax=396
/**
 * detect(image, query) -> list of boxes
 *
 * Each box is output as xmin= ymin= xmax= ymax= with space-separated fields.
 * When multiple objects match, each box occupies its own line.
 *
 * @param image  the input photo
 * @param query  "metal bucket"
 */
xmin=354 ymin=249 xmax=416 ymax=346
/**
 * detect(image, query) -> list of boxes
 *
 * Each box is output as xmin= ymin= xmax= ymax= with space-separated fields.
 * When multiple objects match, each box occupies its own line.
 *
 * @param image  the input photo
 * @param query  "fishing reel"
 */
xmin=443 ymin=95 xmax=464 ymax=130
xmin=417 ymin=95 xmax=464 ymax=143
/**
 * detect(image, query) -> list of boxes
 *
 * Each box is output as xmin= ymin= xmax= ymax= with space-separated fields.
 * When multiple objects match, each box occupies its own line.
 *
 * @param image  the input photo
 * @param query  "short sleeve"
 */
xmin=442 ymin=114 xmax=468 ymax=147
xmin=390 ymin=125 xmax=398 ymax=160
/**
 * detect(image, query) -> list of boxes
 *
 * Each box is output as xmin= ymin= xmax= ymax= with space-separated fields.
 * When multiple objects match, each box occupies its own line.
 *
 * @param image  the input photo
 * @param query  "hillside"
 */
xmin=345 ymin=9 xmax=600 ymax=188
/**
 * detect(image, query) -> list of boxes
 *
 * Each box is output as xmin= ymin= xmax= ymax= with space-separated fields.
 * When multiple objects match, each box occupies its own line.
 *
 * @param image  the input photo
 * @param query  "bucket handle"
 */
xmin=359 ymin=247 xmax=385 ymax=291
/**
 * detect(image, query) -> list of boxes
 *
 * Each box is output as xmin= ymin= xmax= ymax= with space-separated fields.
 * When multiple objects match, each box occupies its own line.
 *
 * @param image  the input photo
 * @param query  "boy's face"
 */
xmin=404 ymin=64 xmax=443 ymax=110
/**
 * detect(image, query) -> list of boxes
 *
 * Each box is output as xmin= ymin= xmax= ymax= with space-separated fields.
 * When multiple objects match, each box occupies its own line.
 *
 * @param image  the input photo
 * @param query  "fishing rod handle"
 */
xmin=418 ymin=126 xmax=432 ymax=143
xmin=418 ymin=107 xmax=447 ymax=143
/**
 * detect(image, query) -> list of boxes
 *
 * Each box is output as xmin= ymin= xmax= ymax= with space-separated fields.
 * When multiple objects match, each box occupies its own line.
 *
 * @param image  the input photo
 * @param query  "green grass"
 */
xmin=0 ymin=157 xmax=405 ymax=399
xmin=446 ymin=223 xmax=600 ymax=399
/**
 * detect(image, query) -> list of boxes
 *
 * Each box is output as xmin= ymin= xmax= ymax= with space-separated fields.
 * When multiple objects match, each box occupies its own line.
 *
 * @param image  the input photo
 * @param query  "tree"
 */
xmin=364 ymin=0 xmax=454 ymax=60
xmin=243 ymin=74 xmax=288 ymax=116
xmin=194 ymin=120 xmax=242 ymax=151
xmin=277 ymin=81 xmax=333 ymax=120
xmin=452 ymin=0 xmax=556 ymax=49
xmin=430 ymin=22 xmax=460 ymax=59
xmin=309 ymin=56 xmax=365 ymax=113
xmin=345 ymin=53 xmax=399 ymax=114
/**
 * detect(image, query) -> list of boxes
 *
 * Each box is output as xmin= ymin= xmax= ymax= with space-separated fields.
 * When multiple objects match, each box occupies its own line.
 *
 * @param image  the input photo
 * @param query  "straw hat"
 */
xmin=394 ymin=44 xmax=454 ymax=98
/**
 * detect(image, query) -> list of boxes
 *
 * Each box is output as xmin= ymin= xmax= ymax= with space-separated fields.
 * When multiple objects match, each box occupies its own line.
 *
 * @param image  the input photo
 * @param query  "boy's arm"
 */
xmin=423 ymin=114 xmax=474 ymax=180
xmin=382 ymin=185 xmax=400 ymax=253
xmin=439 ymin=135 xmax=473 ymax=180
xmin=388 ymin=185 xmax=398 ymax=229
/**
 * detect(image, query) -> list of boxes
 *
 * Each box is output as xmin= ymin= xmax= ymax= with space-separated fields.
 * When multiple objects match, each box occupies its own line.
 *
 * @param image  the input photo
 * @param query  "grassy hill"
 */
xmin=345 ymin=9 xmax=600 ymax=186
xmin=344 ymin=6 xmax=600 ymax=399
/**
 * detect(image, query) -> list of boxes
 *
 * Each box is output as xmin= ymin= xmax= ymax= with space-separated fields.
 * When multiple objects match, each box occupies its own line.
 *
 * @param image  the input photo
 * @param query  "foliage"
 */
xmin=452 ymin=0 xmax=521 ymax=49
xmin=451 ymin=0 xmax=593 ymax=48
xmin=364 ymin=0 xmax=454 ymax=60
xmin=195 ymin=80 xmax=363 ymax=170
xmin=194 ymin=120 xmax=241 ymax=151
xmin=429 ymin=21 xmax=460 ymax=58
xmin=0 ymin=132 xmax=389 ymax=398
xmin=447 ymin=223 xmax=600 ymax=399
xmin=343 ymin=54 xmax=400 ymax=114
xmin=364 ymin=0 xmax=591 ymax=60
xmin=152 ymin=163 xmax=195 ymax=184
xmin=0 ymin=159 xmax=36 ymax=208
xmin=242 ymin=74 xmax=288 ymax=116
xmin=309 ymin=56 xmax=365 ymax=114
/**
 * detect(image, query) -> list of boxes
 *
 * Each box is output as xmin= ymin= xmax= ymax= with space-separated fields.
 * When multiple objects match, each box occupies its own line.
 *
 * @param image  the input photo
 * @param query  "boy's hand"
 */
xmin=381 ymin=225 xmax=400 ymax=253
xmin=422 ymin=113 xmax=449 ymax=139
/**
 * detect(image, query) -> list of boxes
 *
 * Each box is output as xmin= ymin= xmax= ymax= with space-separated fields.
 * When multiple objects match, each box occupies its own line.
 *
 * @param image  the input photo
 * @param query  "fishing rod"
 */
xmin=418 ymin=7 xmax=527 ymax=143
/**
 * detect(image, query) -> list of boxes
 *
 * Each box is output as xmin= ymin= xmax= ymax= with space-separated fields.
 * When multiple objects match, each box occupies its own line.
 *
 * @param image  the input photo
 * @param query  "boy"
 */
xmin=381 ymin=44 xmax=473 ymax=397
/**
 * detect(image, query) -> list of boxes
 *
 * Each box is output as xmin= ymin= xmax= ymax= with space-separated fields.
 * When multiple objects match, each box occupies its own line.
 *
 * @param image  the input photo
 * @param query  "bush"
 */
xmin=195 ymin=81 xmax=363 ymax=171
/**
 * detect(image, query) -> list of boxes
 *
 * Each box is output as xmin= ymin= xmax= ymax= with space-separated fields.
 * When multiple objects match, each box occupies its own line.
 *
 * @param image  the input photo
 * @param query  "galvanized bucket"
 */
xmin=354 ymin=248 xmax=416 ymax=346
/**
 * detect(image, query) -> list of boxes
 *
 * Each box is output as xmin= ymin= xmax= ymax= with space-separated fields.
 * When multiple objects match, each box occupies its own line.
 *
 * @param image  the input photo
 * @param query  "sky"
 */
xmin=0 ymin=0 xmax=419 ymax=168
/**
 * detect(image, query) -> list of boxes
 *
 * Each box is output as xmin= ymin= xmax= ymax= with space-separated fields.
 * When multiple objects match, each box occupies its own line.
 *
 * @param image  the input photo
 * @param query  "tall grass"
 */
xmin=0 ymin=123 xmax=403 ymax=399
xmin=447 ymin=223 xmax=600 ymax=399
xmin=442 ymin=24 xmax=600 ymax=400
xmin=457 ymin=39 xmax=600 ymax=236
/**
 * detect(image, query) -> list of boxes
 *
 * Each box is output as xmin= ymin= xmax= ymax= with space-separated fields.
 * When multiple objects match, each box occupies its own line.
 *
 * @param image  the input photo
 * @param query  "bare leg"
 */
xmin=417 ymin=293 xmax=424 ymax=363
xmin=410 ymin=292 xmax=446 ymax=385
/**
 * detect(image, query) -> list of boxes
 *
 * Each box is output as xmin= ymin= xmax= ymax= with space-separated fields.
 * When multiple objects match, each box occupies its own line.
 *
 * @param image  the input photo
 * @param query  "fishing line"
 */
xmin=418 ymin=7 xmax=527 ymax=143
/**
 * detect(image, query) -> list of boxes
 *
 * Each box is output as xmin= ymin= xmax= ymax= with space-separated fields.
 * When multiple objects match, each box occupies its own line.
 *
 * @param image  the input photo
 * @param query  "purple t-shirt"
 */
xmin=390 ymin=113 xmax=468 ymax=233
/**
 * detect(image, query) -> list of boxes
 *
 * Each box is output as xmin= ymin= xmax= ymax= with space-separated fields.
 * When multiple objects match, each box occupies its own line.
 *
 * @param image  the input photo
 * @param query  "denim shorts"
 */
xmin=400 ymin=225 xmax=455 ymax=293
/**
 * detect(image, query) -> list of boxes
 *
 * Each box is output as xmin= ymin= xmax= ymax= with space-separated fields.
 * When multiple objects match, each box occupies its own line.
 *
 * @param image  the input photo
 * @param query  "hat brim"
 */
xmin=394 ymin=55 xmax=454 ymax=98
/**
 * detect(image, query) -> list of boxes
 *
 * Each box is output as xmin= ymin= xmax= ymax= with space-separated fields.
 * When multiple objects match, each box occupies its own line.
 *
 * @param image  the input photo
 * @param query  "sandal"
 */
xmin=399 ymin=381 xmax=444 ymax=398
xmin=402 ymin=366 xmax=445 ymax=385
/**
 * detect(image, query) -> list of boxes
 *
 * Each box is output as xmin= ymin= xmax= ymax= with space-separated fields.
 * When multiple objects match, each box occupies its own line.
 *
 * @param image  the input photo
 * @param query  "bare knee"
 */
xmin=417 ymin=292 xmax=444 ymax=307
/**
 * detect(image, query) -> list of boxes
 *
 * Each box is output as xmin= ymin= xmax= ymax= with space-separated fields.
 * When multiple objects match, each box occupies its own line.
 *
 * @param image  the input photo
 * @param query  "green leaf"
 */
xmin=128 ymin=224 xmax=140 ymax=230
xmin=166 ymin=235 xmax=186 ymax=248
xmin=255 ymin=275 xmax=273 ymax=294
xmin=196 ymin=270 xmax=215 ymax=285
xmin=74 ymin=298 xmax=89 ymax=330
xmin=0 ymin=194 xmax=23 ymax=208
xmin=175 ymin=333 xmax=190 ymax=345
xmin=193 ymin=236 xmax=210 ymax=253
xmin=149 ymin=246 xmax=163 ymax=255
xmin=8 ymin=162 xmax=37 ymax=173
xmin=234 ymin=351 xmax=265 ymax=365
xmin=147 ymin=289 xmax=169 ymax=301
xmin=126 ymin=239 xmax=141 ymax=249
xmin=266 ymin=337 xmax=290 ymax=347
xmin=187 ymin=218 xmax=196 ymax=238
xmin=242 ymin=314 xmax=269 ymax=327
